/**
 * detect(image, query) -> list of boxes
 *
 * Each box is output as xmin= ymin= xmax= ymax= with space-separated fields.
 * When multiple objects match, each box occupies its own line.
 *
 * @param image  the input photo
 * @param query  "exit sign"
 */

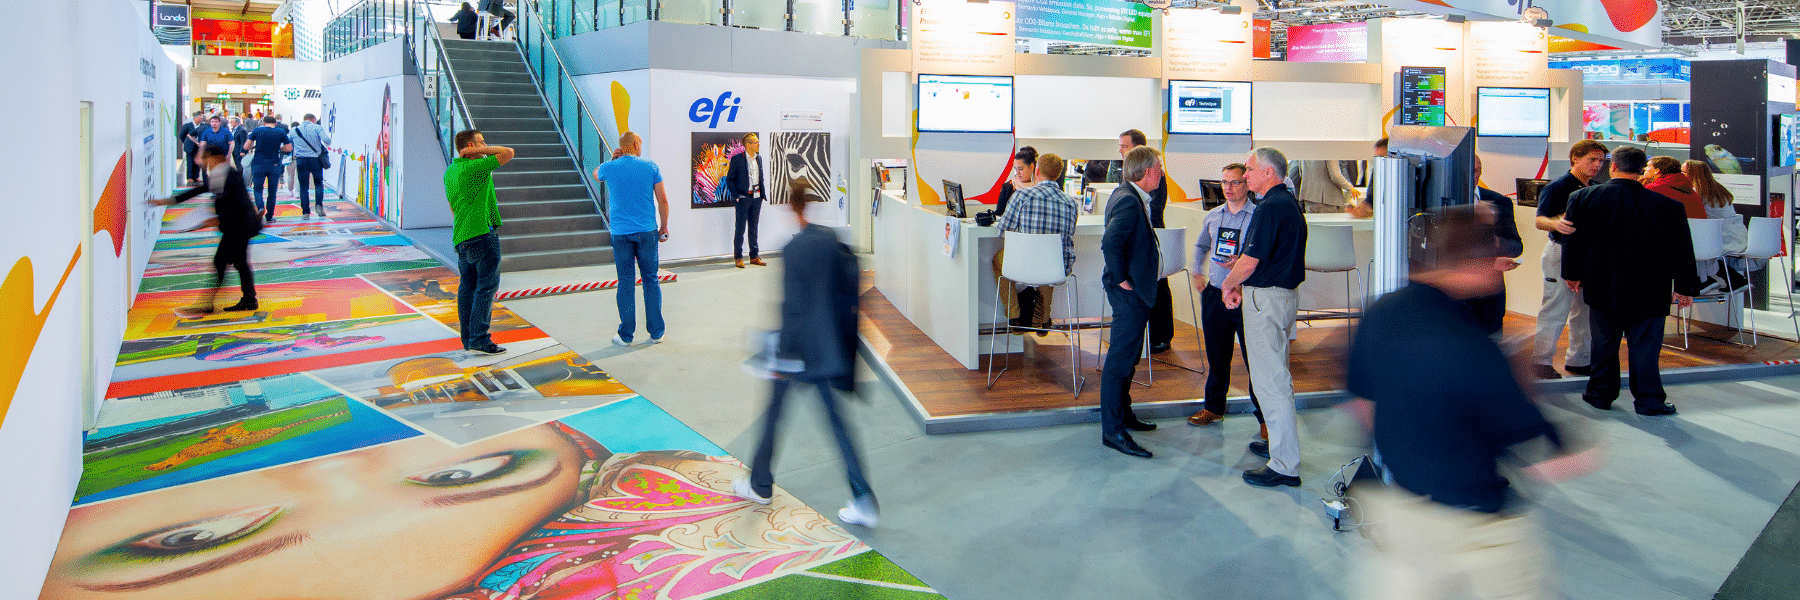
xmin=234 ymin=59 xmax=261 ymax=71
xmin=217 ymin=93 xmax=229 ymax=99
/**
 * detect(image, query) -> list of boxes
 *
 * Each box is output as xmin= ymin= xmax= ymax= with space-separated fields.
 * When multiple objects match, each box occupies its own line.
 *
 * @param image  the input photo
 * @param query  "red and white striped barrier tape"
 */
xmin=495 ymin=272 xmax=678 ymax=301
xmin=1763 ymin=358 xmax=1800 ymax=366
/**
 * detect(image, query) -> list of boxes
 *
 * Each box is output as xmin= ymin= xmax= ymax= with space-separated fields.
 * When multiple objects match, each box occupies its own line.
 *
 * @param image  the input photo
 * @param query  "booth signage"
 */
xmin=688 ymin=92 xmax=743 ymax=129
xmin=1014 ymin=0 xmax=1151 ymax=49
xmin=1469 ymin=21 xmax=1547 ymax=85
xmin=911 ymin=0 xmax=1015 ymax=76
xmin=233 ymin=59 xmax=262 ymax=71
xmin=1162 ymin=8 xmax=1253 ymax=81
xmin=1285 ymin=22 xmax=1367 ymax=63
xmin=153 ymin=4 xmax=189 ymax=28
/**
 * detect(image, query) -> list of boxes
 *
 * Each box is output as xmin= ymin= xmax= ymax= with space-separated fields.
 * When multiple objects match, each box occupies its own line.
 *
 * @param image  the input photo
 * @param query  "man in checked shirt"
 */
xmin=992 ymin=152 xmax=1079 ymax=334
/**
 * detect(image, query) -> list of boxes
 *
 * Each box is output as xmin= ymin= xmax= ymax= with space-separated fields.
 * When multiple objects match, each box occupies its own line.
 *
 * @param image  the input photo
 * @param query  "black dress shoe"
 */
xmin=1564 ymin=364 xmax=1596 ymax=376
xmin=1635 ymin=402 xmax=1678 ymax=416
xmin=1102 ymin=433 xmax=1153 ymax=458
xmin=223 ymin=299 xmax=259 ymax=312
xmin=1242 ymin=466 xmax=1301 ymax=488
xmin=1150 ymin=342 xmax=1172 ymax=354
xmin=1124 ymin=419 xmax=1157 ymax=431
xmin=1248 ymin=440 xmax=1270 ymax=459
xmin=1582 ymin=396 xmax=1614 ymax=411
xmin=1529 ymin=364 xmax=1562 ymax=379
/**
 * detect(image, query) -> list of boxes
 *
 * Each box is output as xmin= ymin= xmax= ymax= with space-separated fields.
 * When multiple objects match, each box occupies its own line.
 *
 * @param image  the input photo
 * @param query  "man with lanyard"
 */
xmin=1528 ymin=139 xmax=1608 ymax=379
xmin=1221 ymin=147 xmax=1308 ymax=489
xmin=243 ymin=116 xmax=292 ymax=222
xmin=1186 ymin=163 xmax=1266 ymax=441
xmin=291 ymin=114 xmax=332 ymax=218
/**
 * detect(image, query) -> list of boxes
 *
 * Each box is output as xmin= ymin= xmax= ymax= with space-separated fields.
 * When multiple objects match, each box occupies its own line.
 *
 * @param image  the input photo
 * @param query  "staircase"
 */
xmin=438 ymin=38 xmax=610 ymax=272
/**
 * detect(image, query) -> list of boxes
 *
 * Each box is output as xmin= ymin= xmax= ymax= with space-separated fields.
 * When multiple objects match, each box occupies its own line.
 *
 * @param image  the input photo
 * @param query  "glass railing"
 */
xmin=406 ymin=2 xmax=476 ymax=162
xmin=323 ymin=0 xmax=416 ymax=60
xmin=535 ymin=0 xmax=899 ymax=41
xmin=517 ymin=0 xmax=614 ymax=222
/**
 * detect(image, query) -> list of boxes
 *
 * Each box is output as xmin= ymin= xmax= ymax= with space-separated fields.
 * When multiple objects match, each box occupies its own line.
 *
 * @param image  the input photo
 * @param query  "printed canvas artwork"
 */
xmin=767 ymin=132 xmax=831 ymax=206
xmin=691 ymin=131 xmax=751 ymax=209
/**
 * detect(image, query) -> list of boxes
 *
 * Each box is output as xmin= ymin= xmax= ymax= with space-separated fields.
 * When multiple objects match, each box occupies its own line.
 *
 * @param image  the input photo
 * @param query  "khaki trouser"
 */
xmin=1531 ymin=242 xmax=1591 ymax=367
xmin=992 ymin=249 xmax=1055 ymax=324
xmin=1358 ymin=487 xmax=1555 ymax=600
xmin=1243 ymin=285 xmax=1300 ymax=476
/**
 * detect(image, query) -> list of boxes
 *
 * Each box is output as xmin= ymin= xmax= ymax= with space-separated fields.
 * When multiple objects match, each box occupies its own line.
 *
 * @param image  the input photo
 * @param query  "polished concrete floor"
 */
xmin=506 ymin=256 xmax=1800 ymax=600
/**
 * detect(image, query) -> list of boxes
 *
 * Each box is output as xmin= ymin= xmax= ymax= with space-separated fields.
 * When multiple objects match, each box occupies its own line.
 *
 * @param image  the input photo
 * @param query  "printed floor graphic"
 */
xmin=45 ymin=188 xmax=945 ymax=600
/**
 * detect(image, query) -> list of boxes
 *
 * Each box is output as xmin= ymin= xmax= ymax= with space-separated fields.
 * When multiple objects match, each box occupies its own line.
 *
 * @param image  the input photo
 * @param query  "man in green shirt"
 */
xmin=444 ymin=129 xmax=515 ymax=354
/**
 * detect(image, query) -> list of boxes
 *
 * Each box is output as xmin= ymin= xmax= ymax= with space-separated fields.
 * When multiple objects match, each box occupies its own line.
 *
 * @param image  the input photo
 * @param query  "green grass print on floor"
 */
xmin=76 ymin=397 xmax=353 ymax=498
xmin=136 ymin=259 xmax=443 ymax=292
xmin=705 ymin=550 xmax=946 ymax=600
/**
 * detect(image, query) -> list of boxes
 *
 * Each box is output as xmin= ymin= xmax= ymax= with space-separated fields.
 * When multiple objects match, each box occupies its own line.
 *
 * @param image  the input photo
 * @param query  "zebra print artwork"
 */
xmin=690 ymin=131 xmax=750 ymax=209
xmin=767 ymin=132 xmax=831 ymax=206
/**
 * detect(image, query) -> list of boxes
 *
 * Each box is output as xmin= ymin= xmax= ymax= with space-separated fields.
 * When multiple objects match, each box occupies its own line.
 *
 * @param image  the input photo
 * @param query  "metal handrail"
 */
xmin=517 ymin=0 xmax=614 ymax=221
xmin=406 ymin=1 xmax=476 ymax=161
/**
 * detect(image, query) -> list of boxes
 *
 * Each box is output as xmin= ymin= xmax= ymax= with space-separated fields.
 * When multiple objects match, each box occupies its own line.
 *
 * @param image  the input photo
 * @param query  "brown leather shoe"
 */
xmin=735 ymin=259 xmax=745 ymax=268
xmin=1187 ymin=409 xmax=1223 ymax=426
xmin=749 ymin=257 xmax=767 ymax=266
xmin=1259 ymin=424 xmax=1268 ymax=441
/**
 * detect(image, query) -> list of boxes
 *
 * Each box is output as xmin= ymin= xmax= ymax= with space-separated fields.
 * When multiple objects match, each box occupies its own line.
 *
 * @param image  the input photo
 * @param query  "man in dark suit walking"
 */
xmin=1562 ymin=146 xmax=1701 ymax=416
xmin=1097 ymin=146 xmax=1165 ymax=458
xmin=726 ymin=133 xmax=766 ymax=269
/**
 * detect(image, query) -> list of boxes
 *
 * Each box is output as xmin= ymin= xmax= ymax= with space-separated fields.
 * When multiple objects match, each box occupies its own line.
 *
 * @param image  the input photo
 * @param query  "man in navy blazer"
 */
xmin=1098 ymin=146 xmax=1165 ymax=458
xmin=726 ymin=133 xmax=767 ymax=268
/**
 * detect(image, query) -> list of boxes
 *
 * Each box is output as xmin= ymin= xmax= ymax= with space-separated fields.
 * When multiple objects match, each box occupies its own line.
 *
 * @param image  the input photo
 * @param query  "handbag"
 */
xmin=298 ymin=127 xmax=331 ymax=169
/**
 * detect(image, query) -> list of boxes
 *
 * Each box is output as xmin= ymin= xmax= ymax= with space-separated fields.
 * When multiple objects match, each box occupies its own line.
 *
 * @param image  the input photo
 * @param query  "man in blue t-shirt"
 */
xmin=592 ymin=131 xmax=671 ymax=346
xmin=244 ymin=116 xmax=292 ymax=222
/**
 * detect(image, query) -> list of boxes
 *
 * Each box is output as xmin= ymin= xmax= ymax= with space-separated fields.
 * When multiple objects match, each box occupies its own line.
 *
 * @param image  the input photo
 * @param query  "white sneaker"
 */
xmin=732 ymin=478 xmax=772 ymax=505
xmin=838 ymin=497 xmax=879 ymax=528
xmin=612 ymin=334 xmax=631 ymax=347
xmin=646 ymin=336 xmax=663 ymax=344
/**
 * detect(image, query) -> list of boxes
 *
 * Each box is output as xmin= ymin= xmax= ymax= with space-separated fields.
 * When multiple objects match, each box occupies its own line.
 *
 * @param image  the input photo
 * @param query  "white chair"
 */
xmin=1304 ymin=223 xmax=1363 ymax=320
xmin=1668 ymin=218 xmax=1732 ymax=350
xmin=1093 ymin=228 xmax=1203 ymax=386
xmin=477 ymin=13 xmax=498 ymax=40
xmin=1086 ymin=183 xmax=1121 ymax=215
xmin=1726 ymin=216 xmax=1800 ymax=345
xmin=987 ymin=231 xmax=1085 ymax=397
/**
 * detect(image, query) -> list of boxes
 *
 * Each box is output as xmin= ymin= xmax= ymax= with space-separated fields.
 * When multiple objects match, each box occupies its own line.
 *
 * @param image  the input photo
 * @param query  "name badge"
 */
xmin=1213 ymin=227 xmax=1241 ymax=264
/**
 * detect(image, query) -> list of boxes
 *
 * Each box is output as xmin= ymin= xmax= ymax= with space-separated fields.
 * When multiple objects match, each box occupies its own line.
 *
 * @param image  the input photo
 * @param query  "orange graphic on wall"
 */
xmin=97 ymin=153 xmax=129 ymax=257
xmin=0 ymin=248 xmax=81 ymax=430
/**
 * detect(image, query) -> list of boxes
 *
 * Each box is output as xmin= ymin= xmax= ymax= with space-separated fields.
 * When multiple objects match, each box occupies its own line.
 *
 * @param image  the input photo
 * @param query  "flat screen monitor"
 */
xmin=1168 ymin=80 xmax=1253 ymax=135
xmin=1198 ymin=179 xmax=1226 ymax=203
xmin=1398 ymin=66 xmax=1448 ymax=127
xmin=1515 ymin=178 xmax=1551 ymax=207
xmin=1387 ymin=124 xmax=1475 ymax=211
xmin=942 ymin=180 xmax=967 ymax=218
xmin=1476 ymin=87 xmax=1551 ymax=137
xmin=916 ymin=74 xmax=1014 ymax=134
xmin=1776 ymin=114 xmax=1798 ymax=168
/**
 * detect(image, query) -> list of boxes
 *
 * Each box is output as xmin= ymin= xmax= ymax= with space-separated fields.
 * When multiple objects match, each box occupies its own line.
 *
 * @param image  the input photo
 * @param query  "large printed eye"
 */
xmin=406 ymin=453 xmax=518 ymax=487
xmin=115 ymin=506 xmax=281 ymax=558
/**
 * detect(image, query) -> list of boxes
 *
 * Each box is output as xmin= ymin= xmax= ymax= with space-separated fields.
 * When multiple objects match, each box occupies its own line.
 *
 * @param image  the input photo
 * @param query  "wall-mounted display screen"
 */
xmin=916 ymin=74 xmax=1014 ymax=134
xmin=1476 ymin=87 xmax=1551 ymax=137
xmin=1168 ymin=80 xmax=1253 ymax=135
xmin=1776 ymin=114 xmax=1797 ymax=168
xmin=1399 ymin=66 xmax=1448 ymax=127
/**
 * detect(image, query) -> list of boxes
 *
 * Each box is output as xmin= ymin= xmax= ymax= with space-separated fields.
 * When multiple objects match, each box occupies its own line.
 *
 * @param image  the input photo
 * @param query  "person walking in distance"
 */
xmin=1185 ymin=163 xmax=1266 ymax=438
xmin=1562 ymin=146 xmax=1701 ymax=417
xmin=292 ymin=114 xmax=332 ymax=218
xmin=243 ymin=116 xmax=292 ymax=222
xmin=150 ymin=145 xmax=263 ymax=314
xmin=1118 ymin=129 xmax=1176 ymax=354
xmin=180 ymin=112 xmax=205 ymax=185
xmin=593 ymin=131 xmax=671 ymax=346
xmin=734 ymin=180 xmax=880 ymax=529
xmin=443 ymin=129 xmax=514 ymax=355
xmin=1096 ymin=146 xmax=1166 ymax=459
xmin=229 ymin=116 xmax=249 ymax=174
xmin=726 ymin=132 xmax=766 ymax=269
xmin=1529 ymin=139 xmax=1608 ymax=379
xmin=197 ymin=116 xmax=236 ymax=170
xmin=1221 ymin=147 xmax=1308 ymax=489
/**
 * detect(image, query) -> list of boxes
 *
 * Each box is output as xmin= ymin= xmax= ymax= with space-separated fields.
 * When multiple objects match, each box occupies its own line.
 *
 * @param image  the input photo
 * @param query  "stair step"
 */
xmin=458 ymin=80 xmax=538 ymax=95
xmin=462 ymin=92 xmax=545 ymax=107
xmin=500 ymin=247 xmax=612 ymax=272
xmin=494 ymin=170 xmax=584 ymax=187
xmin=480 ymin=130 xmax=563 ymax=145
xmin=505 ymin=156 xmax=576 ymax=172
xmin=443 ymin=46 xmax=521 ymax=59
xmin=496 ymin=183 xmax=589 ymax=202
xmin=504 ymin=214 xmax=606 ymax=234
xmin=469 ymin=105 xmax=551 ymax=121
xmin=448 ymin=57 xmax=527 ymax=72
xmin=498 ymin=198 xmax=598 ymax=219
xmin=453 ymin=70 xmax=535 ymax=85
xmin=441 ymin=39 xmax=515 ymax=50
xmin=500 ymin=229 xmax=607 ymax=254
xmin=474 ymin=117 xmax=560 ymax=132
xmin=507 ymin=143 xmax=572 ymax=159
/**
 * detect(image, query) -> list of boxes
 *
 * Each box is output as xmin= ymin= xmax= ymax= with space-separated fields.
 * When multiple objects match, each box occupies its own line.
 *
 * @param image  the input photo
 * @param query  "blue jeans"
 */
xmin=251 ymin=162 xmax=282 ymax=218
xmin=295 ymin=156 xmax=325 ymax=214
xmin=455 ymin=232 xmax=502 ymax=349
xmin=612 ymin=230 xmax=664 ymax=342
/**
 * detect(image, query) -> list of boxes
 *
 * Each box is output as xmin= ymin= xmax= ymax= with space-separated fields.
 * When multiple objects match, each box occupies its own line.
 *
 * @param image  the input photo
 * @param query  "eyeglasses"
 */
xmin=1221 ymin=179 xmax=1248 ymax=186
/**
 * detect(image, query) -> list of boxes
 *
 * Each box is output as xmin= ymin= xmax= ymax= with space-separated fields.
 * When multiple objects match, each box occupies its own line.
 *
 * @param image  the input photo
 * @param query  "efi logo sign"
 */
xmin=689 ymin=92 xmax=743 ymax=129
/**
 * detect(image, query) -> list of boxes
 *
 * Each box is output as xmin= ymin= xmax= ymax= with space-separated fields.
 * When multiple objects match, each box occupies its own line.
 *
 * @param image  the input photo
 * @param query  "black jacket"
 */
xmin=232 ymin=126 xmax=250 ymax=157
xmin=779 ymin=224 xmax=859 ymax=391
xmin=1479 ymin=187 xmax=1524 ymax=259
xmin=450 ymin=7 xmax=479 ymax=34
xmin=1562 ymin=178 xmax=1701 ymax=318
xmin=725 ymin=151 xmax=764 ymax=201
xmin=179 ymin=121 xmax=200 ymax=153
xmin=173 ymin=166 xmax=264 ymax=238
xmin=1102 ymin=182 xmax=1160 ymax=307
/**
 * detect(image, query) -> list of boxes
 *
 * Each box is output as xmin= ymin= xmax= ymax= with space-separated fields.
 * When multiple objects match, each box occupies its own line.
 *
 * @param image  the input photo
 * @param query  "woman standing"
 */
xmin=152 ymin=145 xmax=264 ymax=314
xmin=450 ymin=2 xmax=480 ymax=39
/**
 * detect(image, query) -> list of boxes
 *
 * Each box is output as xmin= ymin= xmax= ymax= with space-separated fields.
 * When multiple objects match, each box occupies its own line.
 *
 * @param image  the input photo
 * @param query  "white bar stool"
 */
xmin=1726 ymin=216 xmax=1800 ymax=345
xmin=1304 ymin=223 xmax=1363 ymax=319
xmin=987 ymin=231 xmax=1086 ymax=397
xmin=1669 ymin=218 xmax=1732 ymax=350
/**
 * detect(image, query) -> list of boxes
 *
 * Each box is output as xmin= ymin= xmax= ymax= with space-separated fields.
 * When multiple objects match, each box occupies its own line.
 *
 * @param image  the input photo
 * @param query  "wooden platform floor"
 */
xmin=860 ymin=287 xmax=1800 ymax=419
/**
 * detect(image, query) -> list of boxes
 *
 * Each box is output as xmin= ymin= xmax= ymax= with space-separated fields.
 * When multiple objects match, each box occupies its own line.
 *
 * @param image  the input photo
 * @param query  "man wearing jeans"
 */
xmin=593 ymin=131 xmax=671 ymax=346
xmin=291 ymin=114 xmax=332 ymax=217
xmin=444 ymin=129 xmax=514 ymax=355
xmin=1222 ymin=147 xmax=1308 ymax=489
xmin=243 ymin=116 xmax=292 ymax=222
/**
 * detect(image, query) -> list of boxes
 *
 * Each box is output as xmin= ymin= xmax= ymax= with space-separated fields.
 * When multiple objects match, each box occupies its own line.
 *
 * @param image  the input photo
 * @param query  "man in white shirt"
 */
xmin=727 ymin=133 xmax=766 ymax=268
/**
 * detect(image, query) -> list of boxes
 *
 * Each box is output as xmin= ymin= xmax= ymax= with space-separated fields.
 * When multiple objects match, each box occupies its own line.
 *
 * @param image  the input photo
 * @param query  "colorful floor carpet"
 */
xmin=43 ymin=188 xmax=944 ymax=600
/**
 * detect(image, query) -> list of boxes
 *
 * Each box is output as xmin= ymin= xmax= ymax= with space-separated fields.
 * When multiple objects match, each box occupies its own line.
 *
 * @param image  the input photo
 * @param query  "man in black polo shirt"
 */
xmin=1529 ymin=139 xmax=1608 ymax=379
xmin=1222 ymin=147 xmax=1307 ymax=488
xmin=1344 ymin=209 xmax=1597 ymax=600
